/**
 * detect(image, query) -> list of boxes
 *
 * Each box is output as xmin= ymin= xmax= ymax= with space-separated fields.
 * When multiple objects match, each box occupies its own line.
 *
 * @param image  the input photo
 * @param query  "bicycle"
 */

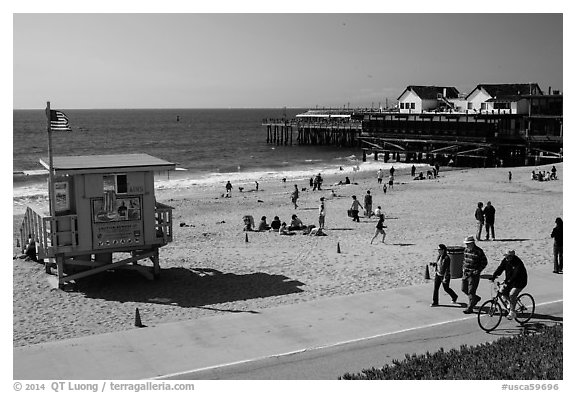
xmin=477 ymin=280 xmax=535 ymax=332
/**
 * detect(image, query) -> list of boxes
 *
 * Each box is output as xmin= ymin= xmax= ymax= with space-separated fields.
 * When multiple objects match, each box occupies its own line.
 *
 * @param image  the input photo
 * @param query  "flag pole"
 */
xmin=46 ymin=101 xmax=56 ymax=218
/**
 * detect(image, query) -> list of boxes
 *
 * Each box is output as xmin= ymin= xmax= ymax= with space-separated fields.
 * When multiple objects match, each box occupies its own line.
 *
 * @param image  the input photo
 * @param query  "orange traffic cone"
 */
xmin=425 ymin=265 xmax=431 ymax=280
xmin=245 ymin=233 xmax=249 ymax=243
xmin=337 ymin=242 xmax=341 ymax=253
xmin=135 ymin=308 xmax=144 ymax=328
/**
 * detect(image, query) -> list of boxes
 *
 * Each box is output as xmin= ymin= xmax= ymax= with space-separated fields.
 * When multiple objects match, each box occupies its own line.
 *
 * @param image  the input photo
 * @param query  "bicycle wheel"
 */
xmin=514 ymin=293 xmax=535 ymax=324
xmin=477 ymin=300 xmax=503 ymax=332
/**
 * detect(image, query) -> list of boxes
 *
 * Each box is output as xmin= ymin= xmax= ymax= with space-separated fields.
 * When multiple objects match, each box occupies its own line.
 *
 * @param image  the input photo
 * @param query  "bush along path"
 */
xmin=340 ymin=324 xmax=562 ymax=380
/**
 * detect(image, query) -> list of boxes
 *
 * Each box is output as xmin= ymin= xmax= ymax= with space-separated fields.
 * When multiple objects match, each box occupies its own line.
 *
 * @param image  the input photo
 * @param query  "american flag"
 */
xmin=49 ymin=110 xmax=72 ymax=131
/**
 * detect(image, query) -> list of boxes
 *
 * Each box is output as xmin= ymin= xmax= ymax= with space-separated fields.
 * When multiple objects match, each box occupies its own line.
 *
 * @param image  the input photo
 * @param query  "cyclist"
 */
xmin=489 ymin=250 xmax=528 ymax=320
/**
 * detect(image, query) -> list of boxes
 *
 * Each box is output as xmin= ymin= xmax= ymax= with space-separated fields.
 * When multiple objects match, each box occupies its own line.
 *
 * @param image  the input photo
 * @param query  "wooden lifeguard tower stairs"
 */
xmin=18 ymin=154 xmax=176 ymax=289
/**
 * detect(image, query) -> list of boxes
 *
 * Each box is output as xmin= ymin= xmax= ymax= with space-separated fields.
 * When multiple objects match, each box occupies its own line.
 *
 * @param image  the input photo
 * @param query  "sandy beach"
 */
xmin=12 ymin=163 xmax=562 ymax=347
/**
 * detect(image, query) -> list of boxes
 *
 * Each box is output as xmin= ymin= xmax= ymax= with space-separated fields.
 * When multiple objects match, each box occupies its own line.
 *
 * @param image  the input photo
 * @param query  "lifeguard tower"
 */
xmin=18 ymin=153 xmax=175 ymax=288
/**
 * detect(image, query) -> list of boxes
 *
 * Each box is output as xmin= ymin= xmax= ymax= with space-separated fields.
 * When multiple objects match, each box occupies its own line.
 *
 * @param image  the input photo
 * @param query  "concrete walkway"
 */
xmin=13 ymin=267 xmax=563 ymax=380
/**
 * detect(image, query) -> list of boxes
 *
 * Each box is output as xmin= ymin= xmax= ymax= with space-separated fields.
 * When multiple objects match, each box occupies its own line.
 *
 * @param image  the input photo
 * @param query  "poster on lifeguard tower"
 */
xmin=54 ymin=181 xmax=69 ymax=212
xmin=91 ymin=195 xmax=143 ymax=249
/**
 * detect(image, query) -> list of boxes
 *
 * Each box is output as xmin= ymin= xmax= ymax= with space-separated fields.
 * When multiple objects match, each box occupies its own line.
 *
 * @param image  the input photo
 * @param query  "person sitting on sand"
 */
xmin=279 ymin=222 xmax=296 ymax=236
xmin=16 ymin=236 xmax=38 ymax=262
xmin=270 ymin=216 xmax=282 ymax=231
xmin=257 ymin=216 xmax=270 ymax=231
xmin=242 ymin=215 xmax=254 ymax=231
xmin=288 ymin=214 xmax=306 ymax=231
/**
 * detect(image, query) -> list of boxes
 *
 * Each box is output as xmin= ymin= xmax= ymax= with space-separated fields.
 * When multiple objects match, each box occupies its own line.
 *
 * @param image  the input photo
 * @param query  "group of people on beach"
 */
xmin=531 ymin=165 xmax=558 ymax=182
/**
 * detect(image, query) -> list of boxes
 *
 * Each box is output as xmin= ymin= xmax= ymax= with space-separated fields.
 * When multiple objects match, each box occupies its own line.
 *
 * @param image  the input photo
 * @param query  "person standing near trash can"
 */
xmin=430 ymin=244 xmax=458 ymax=307
xmin=551 ymin=217 xmax=563 ymax=273
xmin=462 ymin=236 xmax=488 ymax=314
xmin=474 ymin=202 xmax=484 ymax=241
xmin=483 ymin=201 xmax=496 ymax=241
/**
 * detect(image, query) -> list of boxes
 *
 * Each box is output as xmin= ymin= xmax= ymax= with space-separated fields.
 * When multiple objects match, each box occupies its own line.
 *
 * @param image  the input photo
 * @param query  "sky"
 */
xmin=12 ymin=11 xmax=564 ymax=109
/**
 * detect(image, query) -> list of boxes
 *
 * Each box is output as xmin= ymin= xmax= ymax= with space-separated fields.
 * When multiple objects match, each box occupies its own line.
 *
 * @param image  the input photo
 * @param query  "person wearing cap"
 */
xmin=462 ymin=235 xmax=488 ymax=314
xmin=474 ymin=202 xmax=485 ymax=241
xmin=489 ymin=250 xmax=528 ymax=320
xmin=318 ymin=197 xmax=326 ymax=229
xmin=430 ymin=244 xmax=459 ymax=307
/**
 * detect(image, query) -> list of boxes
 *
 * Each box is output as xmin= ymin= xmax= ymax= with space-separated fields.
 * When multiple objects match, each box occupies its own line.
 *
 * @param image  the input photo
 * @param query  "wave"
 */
xmin=13 ymin=155 xmax=425 ymax=199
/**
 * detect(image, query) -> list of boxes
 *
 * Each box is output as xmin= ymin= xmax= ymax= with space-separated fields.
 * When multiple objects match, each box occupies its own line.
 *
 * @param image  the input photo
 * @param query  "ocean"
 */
xmin=13 ymin=108 xmax=408 ymax=200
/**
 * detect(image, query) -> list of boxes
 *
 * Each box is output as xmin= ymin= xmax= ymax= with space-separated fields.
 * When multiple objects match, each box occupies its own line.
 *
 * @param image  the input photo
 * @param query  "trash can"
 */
xmin=447 ymin=246 xmax=465 ymax=279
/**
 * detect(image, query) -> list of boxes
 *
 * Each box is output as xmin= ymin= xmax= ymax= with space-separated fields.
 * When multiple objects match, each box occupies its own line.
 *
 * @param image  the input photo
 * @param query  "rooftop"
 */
xmin=39 ymin=153 xmax=176 ymax=175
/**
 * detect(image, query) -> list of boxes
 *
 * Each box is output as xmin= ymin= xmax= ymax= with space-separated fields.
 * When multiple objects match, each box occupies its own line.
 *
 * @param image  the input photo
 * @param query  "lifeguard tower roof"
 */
xmin=40 ymin=153 xmax=175 ymax=175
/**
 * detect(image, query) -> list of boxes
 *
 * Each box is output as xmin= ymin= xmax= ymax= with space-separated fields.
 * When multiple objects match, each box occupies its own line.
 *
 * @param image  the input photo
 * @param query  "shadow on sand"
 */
xmin=72 ymin=267 xmax=305 ymax=313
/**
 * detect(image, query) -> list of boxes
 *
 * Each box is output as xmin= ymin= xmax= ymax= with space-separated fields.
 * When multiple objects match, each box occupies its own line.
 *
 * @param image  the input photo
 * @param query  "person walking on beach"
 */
xmin=483 ymin=201 xmax=496 ymax=240
xmin=377 ymin=169 xmax=384 ymax=184
xmin=350 ymin=195 xmax=363 ymax=222
xmin=225 ymin=181 xmax=233 ymax=198
xmin=370 ymin=214 xmax=386 ymax=244
xmin=318 ymin=197 xmax=326 ymax=230
xmin=430 ymin=244 xmax=458 ymax=307
xmin=364 ymin=190 xmax=373 ymax=217
xmin=462 ymin=236 xmax=488 ymax=314
xmin=388 ymin=174 xmax=394 ymax=190
xmin=551 ymin=217 xmax=563 ymax=273
xmin=411 ymin=164 xmax=416 ymax=178
xmin=390 ymin=166 xmax=395 ymax=177
xmin=474 ymin=202 xmax=484 ymax=241
xmin=551 ymin=165 xmax=557 ymax=180
xmin=508 ymin=171 xmax=512 ymax=182
xmin=291 ymin=185 xmax=299 ymax=209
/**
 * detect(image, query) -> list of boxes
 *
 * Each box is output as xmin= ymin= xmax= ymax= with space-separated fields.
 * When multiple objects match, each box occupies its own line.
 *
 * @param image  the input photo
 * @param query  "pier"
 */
xmin=262 ymin=113 xmax=362 ymax=147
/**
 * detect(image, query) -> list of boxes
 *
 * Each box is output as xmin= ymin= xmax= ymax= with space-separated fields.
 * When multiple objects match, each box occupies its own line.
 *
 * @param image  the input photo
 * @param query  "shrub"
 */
xmin=340 ymin=324 xmax=562 ymax=380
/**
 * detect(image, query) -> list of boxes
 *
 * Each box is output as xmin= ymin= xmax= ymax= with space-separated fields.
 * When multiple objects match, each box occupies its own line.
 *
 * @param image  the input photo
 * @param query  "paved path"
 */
xmin=14 ymin=267 xmax=562 ymax=380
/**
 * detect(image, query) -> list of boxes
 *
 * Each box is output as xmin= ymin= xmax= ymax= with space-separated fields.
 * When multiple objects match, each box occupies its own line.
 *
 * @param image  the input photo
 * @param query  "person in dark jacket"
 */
xmin=483 ymin=201 xmax=496 ymax=240
xmin=430 ymin=244 xmax=458 ymax=306
xmin=490 ymin=250 xmax=528 ymax=320
xmin=475 ymin=202 xmax=484 ymax=241
xmin=551 ymin=217 xmax=563 ymax=273
xmin=462 ymin=235 xmax=488 ymax=313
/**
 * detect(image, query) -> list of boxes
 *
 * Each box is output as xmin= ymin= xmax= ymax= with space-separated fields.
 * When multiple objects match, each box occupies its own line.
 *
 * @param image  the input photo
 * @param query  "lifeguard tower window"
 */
xmin=103 ymin=174 xmax=128 ymax=194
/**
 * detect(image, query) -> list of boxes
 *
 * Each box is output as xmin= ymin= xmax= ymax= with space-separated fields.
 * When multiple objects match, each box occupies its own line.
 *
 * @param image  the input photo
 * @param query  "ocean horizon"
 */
xmin=13 ymin=108 xmax=412 ymax=201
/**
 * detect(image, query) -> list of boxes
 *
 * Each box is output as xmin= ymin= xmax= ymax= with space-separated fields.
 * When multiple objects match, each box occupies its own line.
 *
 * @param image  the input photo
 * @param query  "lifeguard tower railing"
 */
xmin=19 ymin=202 xmax=173 ymax=260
